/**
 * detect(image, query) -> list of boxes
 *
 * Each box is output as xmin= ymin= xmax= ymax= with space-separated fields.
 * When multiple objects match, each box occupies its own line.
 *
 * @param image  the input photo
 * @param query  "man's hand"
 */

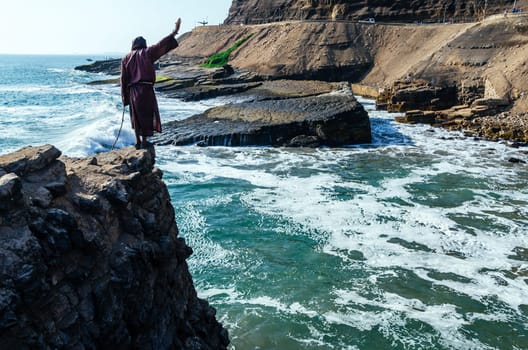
xmin=173 ymin=18 xmax=181 ymax=36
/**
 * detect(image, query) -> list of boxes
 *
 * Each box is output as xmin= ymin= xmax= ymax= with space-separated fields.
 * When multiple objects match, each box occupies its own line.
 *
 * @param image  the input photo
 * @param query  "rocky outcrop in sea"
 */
xmin=0 ymin=145 xmax=229 ymax=349
xmin=154 ymin=85 xmax=371 ymax=147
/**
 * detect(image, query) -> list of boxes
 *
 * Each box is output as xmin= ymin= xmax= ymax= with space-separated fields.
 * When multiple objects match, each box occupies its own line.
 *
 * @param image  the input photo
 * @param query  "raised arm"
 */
xmin=148 ymin=18 xmax=181 ymax=62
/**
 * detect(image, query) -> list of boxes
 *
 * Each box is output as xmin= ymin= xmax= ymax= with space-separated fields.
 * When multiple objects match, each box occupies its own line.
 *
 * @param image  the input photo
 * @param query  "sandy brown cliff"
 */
xmin=0 ymin=145 xmax=229 ymax=349
xmin=225 ymin=0 xmax=527 ymax=24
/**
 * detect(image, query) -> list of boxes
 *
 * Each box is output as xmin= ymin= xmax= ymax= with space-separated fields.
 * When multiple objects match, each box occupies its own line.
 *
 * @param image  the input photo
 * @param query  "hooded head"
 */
xmin=131 ymin=36 xmax=147 ymax=50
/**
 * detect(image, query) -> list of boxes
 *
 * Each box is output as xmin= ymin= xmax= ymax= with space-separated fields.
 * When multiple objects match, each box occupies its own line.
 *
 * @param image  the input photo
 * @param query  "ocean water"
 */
xmin=1 ymin=55 xmax=528 ymax=349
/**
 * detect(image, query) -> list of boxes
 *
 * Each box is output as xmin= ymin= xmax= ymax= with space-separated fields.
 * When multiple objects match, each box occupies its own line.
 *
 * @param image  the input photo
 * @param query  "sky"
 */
xmin=0 ymin=0 xmax=233 ymax=55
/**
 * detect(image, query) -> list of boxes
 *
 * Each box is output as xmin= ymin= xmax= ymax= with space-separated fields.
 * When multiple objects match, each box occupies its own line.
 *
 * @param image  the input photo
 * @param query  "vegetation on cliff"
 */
xmin=201 ymin=33 xmax=254 ymax=68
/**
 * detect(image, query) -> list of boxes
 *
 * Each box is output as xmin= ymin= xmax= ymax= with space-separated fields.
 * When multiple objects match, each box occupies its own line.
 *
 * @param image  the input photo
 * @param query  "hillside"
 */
xmin=169 ymin=15 xmax=528 ymax=113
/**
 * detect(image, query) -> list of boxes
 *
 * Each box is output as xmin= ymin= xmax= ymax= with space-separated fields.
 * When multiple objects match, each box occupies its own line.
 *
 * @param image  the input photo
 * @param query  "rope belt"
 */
xmin=128 ymin=81 xmax=154 ymax=87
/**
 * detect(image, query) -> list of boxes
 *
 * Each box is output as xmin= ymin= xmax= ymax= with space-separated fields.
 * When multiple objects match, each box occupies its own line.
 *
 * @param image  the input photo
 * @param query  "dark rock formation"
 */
xmin=0 ymin=145 xmax=229 ymax=349
xmin=225 ymin=0 xmax=514 ymax=24
xmin=75 ymin=59 xmax=122 ymax=75
xmin=153 ymin=89 xmax=371 ymax=147
xmin=376 ymin=79 xmax=458 ymax=112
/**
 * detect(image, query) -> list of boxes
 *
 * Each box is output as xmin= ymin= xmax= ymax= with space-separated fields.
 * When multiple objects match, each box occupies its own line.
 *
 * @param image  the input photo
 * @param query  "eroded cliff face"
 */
xmin=225 ymin=0 xmax=519 ymax=24
xmin=0 ymin=145 xmax=229 ymax=349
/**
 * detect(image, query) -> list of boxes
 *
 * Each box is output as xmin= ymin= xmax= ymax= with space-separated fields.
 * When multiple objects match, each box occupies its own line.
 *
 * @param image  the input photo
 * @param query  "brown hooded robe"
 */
xmin=120 ymin=34 xmax=178 ymax=137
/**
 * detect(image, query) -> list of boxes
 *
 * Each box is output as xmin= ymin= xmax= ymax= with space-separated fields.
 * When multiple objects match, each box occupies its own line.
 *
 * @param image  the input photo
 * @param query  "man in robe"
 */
xmin=121 ymin=18 xmax=181 ymax=149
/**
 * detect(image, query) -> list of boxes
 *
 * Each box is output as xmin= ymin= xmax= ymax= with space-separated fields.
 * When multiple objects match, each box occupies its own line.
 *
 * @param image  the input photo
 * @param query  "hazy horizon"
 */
xmin=0 ymin=0 xmax=232 ymax=55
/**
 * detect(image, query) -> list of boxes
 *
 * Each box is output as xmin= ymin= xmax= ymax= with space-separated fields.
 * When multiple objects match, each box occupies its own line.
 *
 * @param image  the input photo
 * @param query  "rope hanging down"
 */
xmin=111 ymin=105 xmax=126 ymax=151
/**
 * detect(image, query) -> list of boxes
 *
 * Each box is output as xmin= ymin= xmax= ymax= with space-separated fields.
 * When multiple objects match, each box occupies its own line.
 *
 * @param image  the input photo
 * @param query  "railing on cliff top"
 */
xmin=484 ymin=12 xmax=528 ymax=21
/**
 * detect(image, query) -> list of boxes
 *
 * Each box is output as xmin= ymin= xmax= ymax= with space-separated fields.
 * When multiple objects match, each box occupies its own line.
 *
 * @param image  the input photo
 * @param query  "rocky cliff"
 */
xmin=225 ymin=0 xmax=523 ymax=24
xmin=0 ymin=145 xmax=229 ymax=349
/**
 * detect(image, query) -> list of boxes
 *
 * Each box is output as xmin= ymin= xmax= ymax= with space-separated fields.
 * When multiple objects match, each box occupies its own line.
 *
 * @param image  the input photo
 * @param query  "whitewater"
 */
xmin=1 ymin=55 xmax=527 ymax=349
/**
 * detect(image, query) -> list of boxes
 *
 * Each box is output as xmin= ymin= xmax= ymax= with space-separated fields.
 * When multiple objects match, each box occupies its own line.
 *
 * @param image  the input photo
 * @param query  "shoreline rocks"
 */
xmin=0 ymin=145 xmax=229 ymax=349
xmin=441 ymin=111 xmax=528 ymax=144
xmin=153 ymin=89 xmax=371 ymax=147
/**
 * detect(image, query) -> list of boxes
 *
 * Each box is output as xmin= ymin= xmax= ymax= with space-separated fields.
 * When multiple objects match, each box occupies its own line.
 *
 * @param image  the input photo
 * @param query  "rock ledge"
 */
xmin=0 ymin=145 xmax=229 ymax=350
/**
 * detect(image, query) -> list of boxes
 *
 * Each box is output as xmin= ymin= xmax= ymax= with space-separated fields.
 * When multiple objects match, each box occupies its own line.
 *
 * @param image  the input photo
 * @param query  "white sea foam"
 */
xmin=156 ymin=101 xmax=528 ymax=348
xmin=53 ymin=98 xmax=137 ymax=156
xmin=2 ymin=55 xmax=520 ymax=347
xmin=331 ymin=289 xmax=495 ymax=349
xmin=197 ymin=287 xmax=238 ymax=299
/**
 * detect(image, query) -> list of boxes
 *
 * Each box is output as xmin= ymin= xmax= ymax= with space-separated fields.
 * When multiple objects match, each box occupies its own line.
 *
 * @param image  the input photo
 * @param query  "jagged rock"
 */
xmin=508 ymin=157 xmax=527 ymax=164
xmin=0 ymin=146 xmax=229 ymax=349
xmin=0 ymin=144 xmax=61 ymax=175
xmin=154 ymin=91 xmax=371 ymax=147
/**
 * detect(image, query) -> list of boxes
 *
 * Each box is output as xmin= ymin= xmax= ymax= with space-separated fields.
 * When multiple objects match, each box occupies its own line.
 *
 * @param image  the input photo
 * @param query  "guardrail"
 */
xmin=484 ymin=12 xmax=528 ymax=21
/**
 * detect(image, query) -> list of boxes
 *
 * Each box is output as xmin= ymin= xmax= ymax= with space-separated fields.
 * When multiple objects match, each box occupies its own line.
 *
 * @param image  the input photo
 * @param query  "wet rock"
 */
xmin=508 ymin=157 xmax=526 ymax=164
xmin=212 ymin=64 xmax=234 ymax=79
xmin=287 ymin=135 xmax=321 ymax=147
xmin=155 ymin=91 xmax=371 ymax=147
xmin=440 ymin=111 xmax=528 ymax=143
xmin=0 ymin=173 xmax=22 ymax=210
xmin=0 ymin=145 xmax=229 ymax=349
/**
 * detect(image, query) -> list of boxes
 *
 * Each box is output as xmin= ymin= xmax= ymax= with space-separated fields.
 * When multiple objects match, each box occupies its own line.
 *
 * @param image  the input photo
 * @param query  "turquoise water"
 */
xmin=1 ymin=55 xmax=528 ymax=349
